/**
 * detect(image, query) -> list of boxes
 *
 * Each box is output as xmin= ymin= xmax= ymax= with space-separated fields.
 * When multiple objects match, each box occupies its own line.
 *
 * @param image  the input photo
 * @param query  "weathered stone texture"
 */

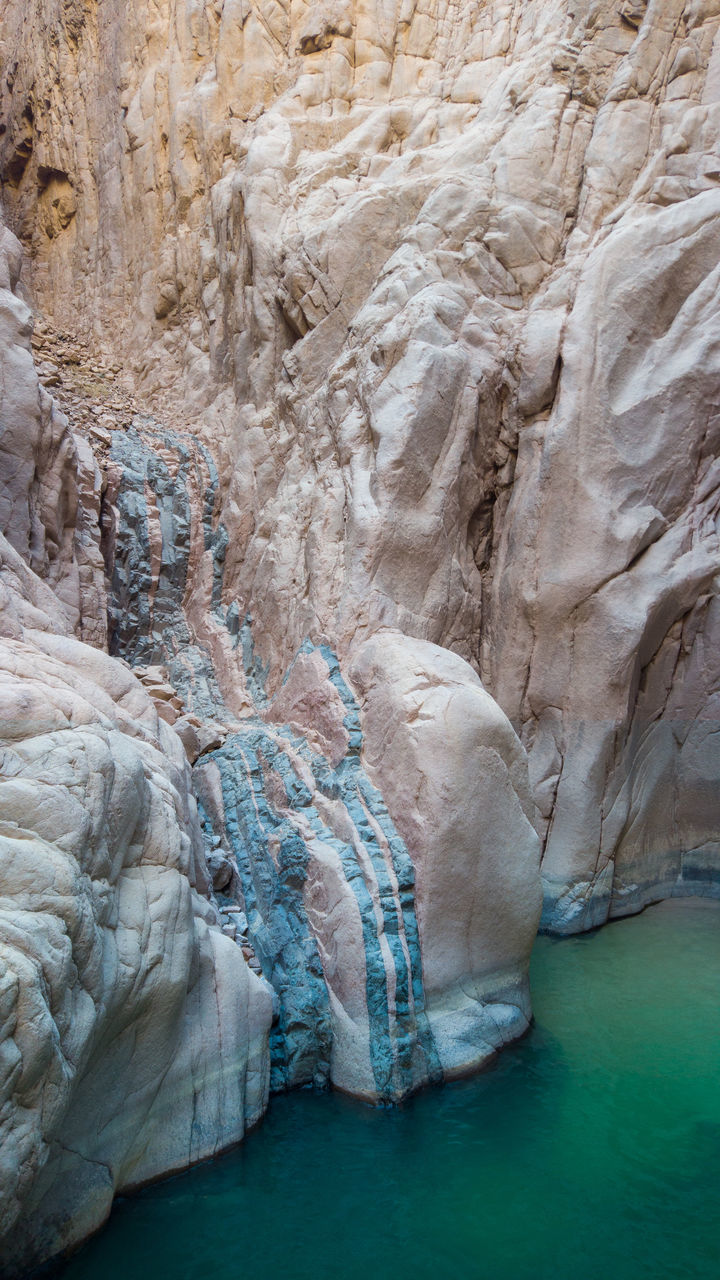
xmin=349 ymin=632 xmax=541 ymax=1076
xmin=0 ymin=222 xmax=106 ymax=644
xmin=1 ymin=0 xmax=720 ymax=1267
xmin=2 ymin=0 xmax=718 ymax=930
xmin=0 ymin=221 xmax=272 ymax=1277
xmin=0 ymin=610 xmax=272 ymax=1276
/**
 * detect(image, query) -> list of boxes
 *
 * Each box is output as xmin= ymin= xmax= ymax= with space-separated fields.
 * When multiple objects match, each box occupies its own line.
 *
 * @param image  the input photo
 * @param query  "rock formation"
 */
xmin=492 ymin=187 xmax=720 ymax=929
xmin=2 ymin=0 xmax=718 ymax=931
xmin=0 ymin=183 xmax=541 ymax=1272
xmin=1 ymin=0 xmax=719 ymax=1270
xmin=349 ymin=633 xmax=541 ymax=1078
xmin=0 ymin=220 xmax=272 ymax=1277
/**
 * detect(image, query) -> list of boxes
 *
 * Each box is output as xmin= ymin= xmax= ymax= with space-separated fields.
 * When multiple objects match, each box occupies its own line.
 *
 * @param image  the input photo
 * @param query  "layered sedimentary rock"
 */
xmin=2 ymin=0 xmax=719 ymax=931
xmin=0 ymin=223 xmax=106 ymax=646
xmin=2 ymin=0 xmax=720 ymax=1269
xmin=0 ymin=199 xmax=541 ymax=1272
xmin=99 ymin=418 xmax=541 ymax=1100
xmin=0 ymin=222 xmax=272 ymax=1277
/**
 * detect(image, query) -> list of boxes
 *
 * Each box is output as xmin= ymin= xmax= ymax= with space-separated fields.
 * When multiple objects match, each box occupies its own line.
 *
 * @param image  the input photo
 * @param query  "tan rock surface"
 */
xmin=0 ymin=215 xmax=272 ymax=1277
xmin=1 ymin=0 xmax=720 ymax=1263
xmin=0 ymin=606 xmax=272 ymax=1277
xmin=490 ymin=187 xmax=720 ymax=928
xmin=349 ymin=632 xmax=542 ymax=1076
xmin=0 ymin=190 xmax=537 ymax=1271
xmin=1 ymin=0 xmax=718 ymax=928
xmin=0 ymin=223 xmax=106 ymax=646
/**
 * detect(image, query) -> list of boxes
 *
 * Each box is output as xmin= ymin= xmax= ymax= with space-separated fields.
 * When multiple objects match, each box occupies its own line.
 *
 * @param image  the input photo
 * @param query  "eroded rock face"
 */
xmin=0 ymin=222 xmax=273 ymax=1278
xmin=0 ymin=223 xmax=106 ymax=645
xmin=0 ymin=605 xmax=272 ymax=1277
xmin=1 ymin=0 xmax=720 ymax=1267
xmin=1 ymin=0 xmax=718 ymax=926
xmin=0 ymin=198 xmax=540 ymax=1273
xmin=95 ymin=432 xmax=542 ymax=1101
xmin=490 ymin=189 xmax=720 ymax=930
xmin=349 ymin=633 xmax=542 ymax=1077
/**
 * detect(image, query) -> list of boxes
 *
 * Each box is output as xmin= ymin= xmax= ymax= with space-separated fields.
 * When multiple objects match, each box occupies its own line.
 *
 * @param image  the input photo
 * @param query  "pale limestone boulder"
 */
xmin=349 ymin=632 xmax=542 ymax=1077
xmin=0 ymin=583 xmax=272 ymax=1276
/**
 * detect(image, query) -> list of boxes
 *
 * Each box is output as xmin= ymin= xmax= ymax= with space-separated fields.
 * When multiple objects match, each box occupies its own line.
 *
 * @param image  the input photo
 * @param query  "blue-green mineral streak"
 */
xmin=106 ymin=422 xmax=438 ymax=1099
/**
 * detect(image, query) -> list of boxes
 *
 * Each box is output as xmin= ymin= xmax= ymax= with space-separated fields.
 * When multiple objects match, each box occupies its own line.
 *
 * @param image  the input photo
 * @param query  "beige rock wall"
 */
xmin=0 ymin=219 xmax=272 ymax=1278
xmin=0 ymin=19 xmax=718 ymax=1257
xmin=0 ymin=602 xmax=272 ymax=1276
xmin=2 ymin=0 xmax=718 ymax=929
xmin=0 ymin=221 xmax=106 ymax=644
xmin=0 ymin=189 xmax=540 ymax=1274
xmin=0 ymin=592 xmax=272 ymax=1275
xmin=490 ymin=187 xmax=720 ymax=928
xmin=1 ymin=0 xmax=717 ymax=1262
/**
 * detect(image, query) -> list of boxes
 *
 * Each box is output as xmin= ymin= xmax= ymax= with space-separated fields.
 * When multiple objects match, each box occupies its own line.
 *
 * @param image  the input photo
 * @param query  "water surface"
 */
xmin=60 ymin=900 xmax=720 ymax=1280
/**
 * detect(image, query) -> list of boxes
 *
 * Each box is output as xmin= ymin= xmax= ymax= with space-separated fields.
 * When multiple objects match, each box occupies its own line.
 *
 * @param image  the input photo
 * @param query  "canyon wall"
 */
xmin=0 ymin=220 xmax=272 ymax=1277
xmin=1 ymin=0 xmax=720 ymax=1270
xmin=0 ymin=174 xmax=541 ymax=1273
xmin=2 ymin=0 xmax=719 ymax=931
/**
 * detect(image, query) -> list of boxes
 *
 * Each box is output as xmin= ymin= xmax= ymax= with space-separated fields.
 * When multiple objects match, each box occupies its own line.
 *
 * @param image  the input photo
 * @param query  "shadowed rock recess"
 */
xmin=0 ymin=0 xmax=719 ymax=1271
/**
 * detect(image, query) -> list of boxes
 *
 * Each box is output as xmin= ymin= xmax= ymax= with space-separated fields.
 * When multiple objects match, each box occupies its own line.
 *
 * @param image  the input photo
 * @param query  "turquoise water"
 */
xmin=59 ymin=900 xmax=720 ymax=1280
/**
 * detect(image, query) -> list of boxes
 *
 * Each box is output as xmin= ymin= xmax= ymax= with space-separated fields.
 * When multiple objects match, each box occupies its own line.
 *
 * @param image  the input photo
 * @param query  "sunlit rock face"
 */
xmin=2 ymin=0 xmax=719 ymax=929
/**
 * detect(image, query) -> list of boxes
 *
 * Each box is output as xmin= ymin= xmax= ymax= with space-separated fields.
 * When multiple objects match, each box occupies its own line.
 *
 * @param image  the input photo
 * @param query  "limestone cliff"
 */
xmin=0 ymin=220 xmax=272 ymax=1277
xmin=2 ymin=0 xmax=718 ymax=930
xmin=1 ymin=0 xmax=719 ymax=1271
xmin=0 ymin=168 xmax=541 ymax=1273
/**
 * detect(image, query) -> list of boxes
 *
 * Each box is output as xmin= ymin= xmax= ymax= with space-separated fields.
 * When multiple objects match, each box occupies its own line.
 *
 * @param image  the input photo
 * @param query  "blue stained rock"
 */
xmin=204 ymin=728 xmax=333 ymax=1091
xmin=105 ymin=419 xmax=439 ymax=1100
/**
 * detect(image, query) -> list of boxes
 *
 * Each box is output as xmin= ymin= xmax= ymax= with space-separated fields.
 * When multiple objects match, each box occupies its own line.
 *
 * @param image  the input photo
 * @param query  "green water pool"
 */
xmin=58 ymin=899 xmax=720 ymax=1280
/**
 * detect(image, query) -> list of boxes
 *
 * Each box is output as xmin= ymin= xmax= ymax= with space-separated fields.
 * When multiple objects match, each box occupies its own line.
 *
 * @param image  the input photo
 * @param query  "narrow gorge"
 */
xmin=0 ymin=1 xmax=718 ymax=1275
